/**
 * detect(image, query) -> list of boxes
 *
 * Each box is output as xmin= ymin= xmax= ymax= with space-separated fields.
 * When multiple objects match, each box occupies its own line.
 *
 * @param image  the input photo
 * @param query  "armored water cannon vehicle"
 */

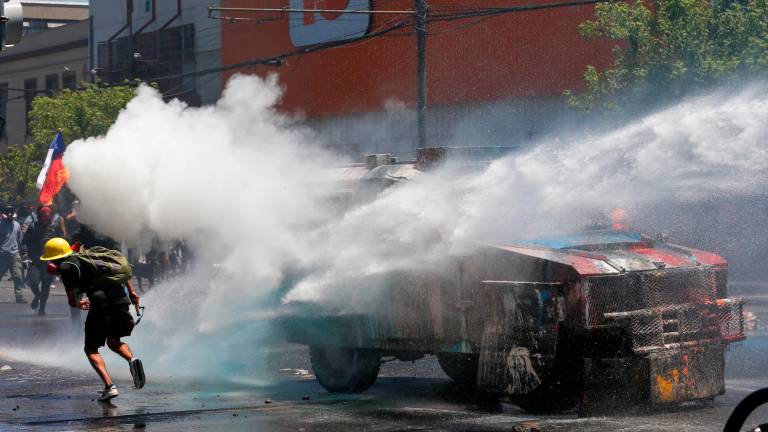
xmin=279 ymin=147 xmax=746 ymax=413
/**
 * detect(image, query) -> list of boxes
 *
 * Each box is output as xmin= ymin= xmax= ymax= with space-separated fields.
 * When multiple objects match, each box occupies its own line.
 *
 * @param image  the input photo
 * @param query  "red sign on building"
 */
xmin=220 ymin=0 xmax=613 ymax=118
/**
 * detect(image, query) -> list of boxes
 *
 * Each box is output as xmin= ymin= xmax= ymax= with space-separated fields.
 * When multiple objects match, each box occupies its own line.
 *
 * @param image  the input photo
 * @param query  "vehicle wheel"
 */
xmin=510 ymin=357 xmax=583 ymax=414
xmin=437 ymin=353 xmax=479 ymax=387
xmin=309 ymin=345 xmax=381 ymax=393
xmin=511 ymin=381 xmax=580 ymax=413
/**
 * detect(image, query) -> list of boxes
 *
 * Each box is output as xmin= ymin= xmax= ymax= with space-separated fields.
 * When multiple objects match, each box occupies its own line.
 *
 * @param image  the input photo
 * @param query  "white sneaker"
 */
xmin=130 ymin=358 xmax=145 ymax=389
xmin=98 ymin=384 xmax=119 ymax=402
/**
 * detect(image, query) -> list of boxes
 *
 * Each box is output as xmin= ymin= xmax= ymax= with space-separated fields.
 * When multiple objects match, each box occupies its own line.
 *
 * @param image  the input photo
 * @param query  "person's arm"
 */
xmin=20 ymin=227 xmax=29 ymax=258
xmin=65 ymin=287 xmax=89 ymax=309
xmin=65 ymin=288 xmax=77 ymax=308
xmin=60 ymin=262 xmax=88 ymax=309
xmin=126 ymin=279 xmax=141 ymax=314
xmin=58 ymin=217 xmax=67 ymax=239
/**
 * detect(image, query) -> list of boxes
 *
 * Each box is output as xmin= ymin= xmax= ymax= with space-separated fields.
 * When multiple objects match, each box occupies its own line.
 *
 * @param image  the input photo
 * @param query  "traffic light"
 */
xmin=0 ymin=0 xmax=23 ymax=50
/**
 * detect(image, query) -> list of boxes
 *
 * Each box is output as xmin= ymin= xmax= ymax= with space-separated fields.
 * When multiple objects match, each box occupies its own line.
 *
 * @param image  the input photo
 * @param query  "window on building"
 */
xmin=96 ymin=41 xmax=109 ymax=69
xmin=24 ymin=78 xmax=37 ymax=136
xmin=96 ymin=24 xmax=199 ymax=104
xmin=0 ymin=83 xmax=7 ymax=139
xmin=23 ymin=19 xmax=47 ymax=36
xmin=45 ymin=74 xmax=59 ymax=94
xmin=62 ymin=71 xmax=77 ymax=90
xmin=23 ymin=19 xmax=77 ymax=36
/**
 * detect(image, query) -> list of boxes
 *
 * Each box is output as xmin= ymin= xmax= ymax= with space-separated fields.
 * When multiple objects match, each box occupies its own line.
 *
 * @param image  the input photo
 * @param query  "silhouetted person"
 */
xmin=22 ymin=206 xmax=59 ymax=315
xmin=0 ymin=204 xmax=25 ymax=303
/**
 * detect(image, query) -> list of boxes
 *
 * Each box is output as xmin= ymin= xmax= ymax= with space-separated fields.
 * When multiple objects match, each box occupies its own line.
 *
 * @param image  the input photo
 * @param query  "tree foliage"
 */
xmin=0 ymin=144 xmax=40 ymax=204
xmin=566 ymin=0 xmax=768 ymax=110
xmin=0 ymin=83 xmax=136 ymax=204
xmin=29 ymin=82 xmax=136 ymax=148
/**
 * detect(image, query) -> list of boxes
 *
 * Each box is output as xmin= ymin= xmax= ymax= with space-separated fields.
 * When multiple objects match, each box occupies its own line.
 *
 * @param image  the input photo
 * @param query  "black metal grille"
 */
xmin=638 ymin=269 xmax=716 ymax=307
xmin=717 ymin=299 xmax=745 ymax=341
xmin=609 ymin=305 xmax=718 ymax=351
xmin=588 ymin=267 xmax=745 ymax=352
xmin=584 ymin=275 xmax=641 ymax=326
xmin=585 ymin=267 xmax=717 ymax=327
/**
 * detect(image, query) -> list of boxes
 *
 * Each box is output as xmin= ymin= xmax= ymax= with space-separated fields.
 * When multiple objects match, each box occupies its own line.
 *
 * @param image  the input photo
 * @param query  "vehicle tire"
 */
xmin=437 ymin=353 xmax=479 ymax=388
xmin=510 ymin=357 xmax=583 ymax=414
xmin=309 ymin=345 xmax=381 ymax=393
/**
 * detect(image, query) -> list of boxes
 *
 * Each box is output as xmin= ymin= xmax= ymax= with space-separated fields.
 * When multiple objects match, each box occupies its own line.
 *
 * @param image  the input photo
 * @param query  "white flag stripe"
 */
xmin=36 ymin=148 xmax=54 ymax=190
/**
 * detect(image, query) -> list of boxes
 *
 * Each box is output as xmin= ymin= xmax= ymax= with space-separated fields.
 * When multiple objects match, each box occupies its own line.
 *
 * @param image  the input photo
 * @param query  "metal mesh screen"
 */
xmin=586 ymin=268 xmax=717 ymax=327
xmin=629 ymin=313 xmax=664 ymax=349
xmin=678 ymin=308 xmax=704 ymax=336
xmin=622 ymin=306 xmax=712 ymax=351
xmin=639 ymin=268 xmax=716 ymax=308
xmin=585 ymin=275 xmax=641 ymax=326
xmin=717 ymin=300 xmax=745 ymax=341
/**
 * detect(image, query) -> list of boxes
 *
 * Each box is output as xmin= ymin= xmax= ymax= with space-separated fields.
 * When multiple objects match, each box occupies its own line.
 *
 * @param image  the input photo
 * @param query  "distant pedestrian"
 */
xmin=22 ymin=206 xmax=58 ymax=315
xmin=50 ymin=205 xmax=67 ymax=240
xmin=0 ymin=204 xmax=25 ymax=303
xmin=17 ymin=203 xmax=36 ymax=235
xmin=41 ymin=237 xmax=145 ymax=402
xmin=64 ymin=200 xmax=81 ymax=239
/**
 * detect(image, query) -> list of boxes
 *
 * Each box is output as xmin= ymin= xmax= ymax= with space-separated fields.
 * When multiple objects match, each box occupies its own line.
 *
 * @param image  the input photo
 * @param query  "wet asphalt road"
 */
xmin=3 ymin=280 xmax=768 ymax=431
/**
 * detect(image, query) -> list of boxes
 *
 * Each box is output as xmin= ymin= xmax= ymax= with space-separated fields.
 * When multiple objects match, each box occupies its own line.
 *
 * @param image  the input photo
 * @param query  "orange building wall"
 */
xmin=220 ymin=0 xmax=614 ymax=118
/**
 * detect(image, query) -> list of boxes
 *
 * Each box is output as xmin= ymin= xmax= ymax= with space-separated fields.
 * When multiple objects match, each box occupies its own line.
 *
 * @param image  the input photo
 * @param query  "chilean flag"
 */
xmin=37 ymin=132 xmax=69 ymax=205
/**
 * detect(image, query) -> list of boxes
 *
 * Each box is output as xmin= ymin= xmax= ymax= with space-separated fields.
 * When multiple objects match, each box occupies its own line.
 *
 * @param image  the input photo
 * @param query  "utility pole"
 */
xmin=127 ymin=0 xmax=134 ymax=81
xmin=414 ymin=0 xmax=428 ymax=149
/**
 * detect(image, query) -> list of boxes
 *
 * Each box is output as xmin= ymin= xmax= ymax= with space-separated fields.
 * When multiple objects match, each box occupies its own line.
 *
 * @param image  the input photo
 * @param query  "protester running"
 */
xmin=40 ymin=237 xmax=146 ymax=402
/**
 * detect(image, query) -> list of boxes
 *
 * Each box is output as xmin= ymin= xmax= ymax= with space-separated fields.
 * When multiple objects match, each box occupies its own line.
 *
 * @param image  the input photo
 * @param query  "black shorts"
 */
xmin=84 ymin=304 xmax=135 ymax=350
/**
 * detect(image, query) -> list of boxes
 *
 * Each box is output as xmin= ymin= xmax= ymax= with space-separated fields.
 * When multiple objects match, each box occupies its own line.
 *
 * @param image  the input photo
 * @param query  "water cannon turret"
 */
xmin=365 ymin=153 xmax=396 ymax=169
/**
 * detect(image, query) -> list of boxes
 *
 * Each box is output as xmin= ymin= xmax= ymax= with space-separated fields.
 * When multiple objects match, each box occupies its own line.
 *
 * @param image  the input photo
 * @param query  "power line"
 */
xmin=133 ymin=0 xmax=610 ymax=86
xmin=429 ymin=0 xmax=610 ymax=21
xmin=59 ymin=0 xmax=614 ymax=100
xmin=137 ymin=18 xmax=412 ymax=84
xmin=207 ymin=6 xmax=416 ymax=15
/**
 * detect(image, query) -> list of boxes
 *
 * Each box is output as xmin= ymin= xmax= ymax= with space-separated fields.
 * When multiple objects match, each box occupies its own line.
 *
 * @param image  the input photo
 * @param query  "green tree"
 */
xmin=0 ymin=82 xmax=137 ymax=204
xmin=29 ymin=82 xmax=136 ymax=148
xmin=566 ymin=0 xmax=768 ymax=111
xmin=0 ymin=144 xmax=40 ymax=204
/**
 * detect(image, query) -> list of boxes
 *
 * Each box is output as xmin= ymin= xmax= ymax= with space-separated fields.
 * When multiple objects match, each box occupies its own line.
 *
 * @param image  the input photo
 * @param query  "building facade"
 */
xmin=0 ymin=19 xmax=88 ymax=151
xmin=219 ymin=0 xmax=615 ymax=158
xmin=90 ymin=0 xmax=221 ymax=106
xmin=21 ymin=0 xmax=88 ymax=35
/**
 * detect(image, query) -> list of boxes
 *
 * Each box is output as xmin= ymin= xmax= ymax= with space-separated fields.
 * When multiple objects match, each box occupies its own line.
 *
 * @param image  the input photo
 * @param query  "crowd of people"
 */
xmin=129 ymin=238 xmax=193 ymax=293
xmin=0 ymin=202 xmax=67 ymax=314
xmin=1 ymin=200 xmax=150 ymax=401
xmin=0 ymin=200 xmax=193 ymax=314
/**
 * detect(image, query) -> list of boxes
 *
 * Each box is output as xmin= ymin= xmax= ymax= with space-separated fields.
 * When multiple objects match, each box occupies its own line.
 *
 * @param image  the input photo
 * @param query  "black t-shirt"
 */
xmin=58 ymin=255 xmax=130 ymax=308
xmin=22 ymin=220 xmax=61 ymax=264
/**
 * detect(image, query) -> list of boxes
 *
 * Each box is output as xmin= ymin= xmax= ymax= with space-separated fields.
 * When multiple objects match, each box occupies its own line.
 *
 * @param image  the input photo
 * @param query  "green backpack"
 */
xmin=76 ymin=246 xmax=133 ymax=286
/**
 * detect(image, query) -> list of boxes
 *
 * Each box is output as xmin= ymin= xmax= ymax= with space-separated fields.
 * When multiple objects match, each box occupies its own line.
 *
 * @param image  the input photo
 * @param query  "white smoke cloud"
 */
xmin=13 ymin=75 xmax=766 ymax=382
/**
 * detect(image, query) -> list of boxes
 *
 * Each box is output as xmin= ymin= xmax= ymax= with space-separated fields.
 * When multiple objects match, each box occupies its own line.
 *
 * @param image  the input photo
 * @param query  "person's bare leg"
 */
xmin=106 ymin=337 xmax=134 ymax=363
xmin=85 ymin=347 xmax=113 ymax=386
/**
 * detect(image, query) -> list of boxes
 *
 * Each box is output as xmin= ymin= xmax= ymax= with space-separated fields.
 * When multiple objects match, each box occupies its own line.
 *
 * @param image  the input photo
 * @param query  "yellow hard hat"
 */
xmin=40 ymin=237 xmax=73 ymax=261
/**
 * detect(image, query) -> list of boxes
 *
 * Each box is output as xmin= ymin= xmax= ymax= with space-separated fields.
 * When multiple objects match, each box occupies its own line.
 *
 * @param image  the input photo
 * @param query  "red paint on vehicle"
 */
xmin=628 ymin=246 xmax=693 ymax=268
